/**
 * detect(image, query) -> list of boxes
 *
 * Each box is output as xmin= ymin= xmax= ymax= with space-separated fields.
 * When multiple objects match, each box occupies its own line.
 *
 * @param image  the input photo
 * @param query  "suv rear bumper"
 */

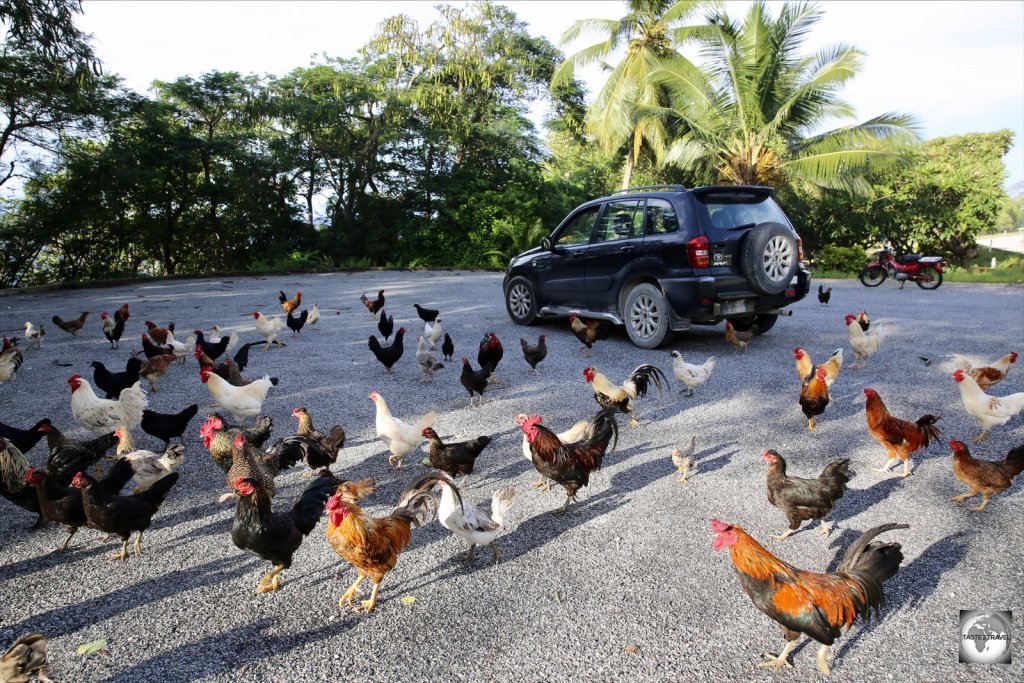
xmin=661 ymin=265 xmax=810 ymax=321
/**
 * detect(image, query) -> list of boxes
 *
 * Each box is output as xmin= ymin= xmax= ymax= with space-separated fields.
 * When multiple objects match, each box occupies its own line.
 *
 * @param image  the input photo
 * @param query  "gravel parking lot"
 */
xmin=1 ymin=271 xmax=1022 ymax=682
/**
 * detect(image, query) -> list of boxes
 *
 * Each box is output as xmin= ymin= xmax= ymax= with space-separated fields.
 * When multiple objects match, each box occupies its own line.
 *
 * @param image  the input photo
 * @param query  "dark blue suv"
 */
xmin=502 ymin=185 xmax=810 ymax=348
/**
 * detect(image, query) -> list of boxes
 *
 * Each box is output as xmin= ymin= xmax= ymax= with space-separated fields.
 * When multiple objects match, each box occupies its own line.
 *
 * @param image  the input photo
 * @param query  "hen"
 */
xmin=516 ymin=415 xmax=589 ymax=491
xmin=286 ymin=308 xmax=308 ymax=336
xmin=421 ymin=427 xmax=491 ymax=483
xmin=798 ymin=367 xmax=830 ymax=431
xmin=441 ymin=333 xmax=455 ymax=362
xmin=100 ymin=311 xmax=125 ymax=349
xmin=0 ymin=633 xmax=50 ymax=683
xmin=165 ymin=331 xmax=195 ymax=364
xmin=279 ymin=290 xmax=302 ymax=314
xmin=231 ymin=461 xmax=339 ymax=594
xmin=360 ymin=289 xmax=385 ymax=319
xmin=951 ymin=351 xmax=1017 ymax=390
xmin=193 ymin=328 xmax=238 ymax=361
xmin=199 ymin=366 xmax=275 ymax=425
xmin=368 ymin=327 xmax=405 ymax=373
xmin=763 ymin=449 xmax=854 ymax=540
xmin=307 ymin=303 xmax=321 ymax=330
xmin=138 ymin=352 xmax=176 ymax=392
xmin=520 ymin=334 xmax=547 ymax=374
xmin=436 ymin=478 xmax=516 ymax=565
xmin=671 ymin=436 xmax=696 ymax=483
xmin=51 ymin=311 xmax=89 ymax=337
xmin=327 ymin=472 xmax=445 ymax=613
xmin=477 ymin=332 xmax=504 ymax=384
xmin=519 ymin=408 xmax=619 ymax=515
xmin=253 ymin=311 xmax=285 ymax=350
xmin=113 ymin=426 xmax=186 ymax=493
xmin=415 ymin=335 xmax=444 ymax=382
xmin=845 ymin=314 xmax=883 ymax=368
xmin=864 ymin=388 xmax=942 ymax=477
xmin=369 ymin=390 xmax=436 ymax=468
xmin=459 ymin=357 xmax=492 ymax=407
xmin=949 ymin=440 xmax=1024 ymax=511
xmin=141 ymin=403 xmax=199 ymax=447
xmin=144 ymin=321 xmax=174 ymax=346
xmin=413 ymin=303 xmax=439 ymax=323
xmin=377 ymin=309 xmax=394 ymax=340
xmin=953 ymin=369 xmax=1024 ymax=443
xmin=291 ymin=407 xmax=345 ymax=470
xmin=817 ymin=284 xmax=831 ymax=306
xmin=0 ymin=418 xmax=51 ymax=455
xmin=424 ymin=317 xmax=444 ymax=350
xmin=140 ymin=333 xmax=173 ymax=359
xmin=68 ymin=374 xmax=147 ymax=435
xmin=725 ymin=320 xmax=757 ymax=354
xmin=712 ymin=519 xmax=907 ymax=675
xmin=23 ymin=322 xmax=44 ymax=350
xmin=73 ymin=465 xmax=180 ymax=561
xmin=583 ymin=364 xmax=668 ymax=428
xmin=0 ymin=336 xmax=23 ymax=383
xmin=569 ymin=312 xmax=610 ymax=356
xmin=669 ymin=351 xmax=716 ymax=396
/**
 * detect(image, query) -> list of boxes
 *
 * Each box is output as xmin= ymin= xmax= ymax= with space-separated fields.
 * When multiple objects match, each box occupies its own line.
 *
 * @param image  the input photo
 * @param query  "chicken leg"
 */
xmin=757 ymin=639 xmax=797 ymax=670
xmin=772 ymin=528 xmax=798 ymax=541
xmin=969 ymin=495 xmax=993 ymax=512
xmin=256 ymin=564 xmax=284 ymax=593
xmin=55 ymin=528 xmax=77 ymax=552
xmin=552 ymin=493 xmax=576 ymax=516
xmin=112 ymin=539 xmax=130 ymax=561
xmin=972 ymin=430 xmax=990 ymax=444
xmin=900 ymin=459 xmax=913 ymax=478
xmin=339 ymin=574 xmax=367 ymax=609
xmin=489 ymin=541 xmax=501 ymax=566
xmin=815 ymin=521 xmax=834 ymax=537
xmin=354 ymin=581 xmax=382 ymax=613
xmin=460 ymin=545 xmax=478 ymax=563
xmin=531 ymin=475 xmax=551 ymax=491
xmin=875 ymin=457 xmax=899 ymax=474
xmin=133 ymin=531 xmax=144 ymax=557
xmin=816 ymin=644 xmax=833 ymax=676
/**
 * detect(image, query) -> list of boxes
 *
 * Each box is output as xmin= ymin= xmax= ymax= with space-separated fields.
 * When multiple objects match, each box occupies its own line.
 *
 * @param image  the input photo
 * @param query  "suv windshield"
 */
xmin=699 ymin=196 xmax=789 ymax=231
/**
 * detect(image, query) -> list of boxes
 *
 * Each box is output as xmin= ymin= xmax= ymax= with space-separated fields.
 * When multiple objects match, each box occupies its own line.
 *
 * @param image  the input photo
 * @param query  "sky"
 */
xmin=75 ymin=0 xmax=1024 ymax=190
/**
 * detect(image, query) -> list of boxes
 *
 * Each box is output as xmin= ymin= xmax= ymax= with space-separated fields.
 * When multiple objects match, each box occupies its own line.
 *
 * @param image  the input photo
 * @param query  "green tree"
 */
xmin=551 ymin=0 xmax=711 ymax=188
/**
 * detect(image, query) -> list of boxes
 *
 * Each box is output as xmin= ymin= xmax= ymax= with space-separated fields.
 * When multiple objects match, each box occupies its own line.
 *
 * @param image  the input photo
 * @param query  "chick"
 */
xmin=671 ymin=436 xmax=697 ymax=483
xmin=1 ymin=633 xmax=51 ymax=683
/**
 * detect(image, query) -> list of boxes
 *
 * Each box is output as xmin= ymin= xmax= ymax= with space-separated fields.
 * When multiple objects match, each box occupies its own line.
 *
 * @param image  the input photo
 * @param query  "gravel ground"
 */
xmin=0 ymin=271 xmax=1022 ymax=683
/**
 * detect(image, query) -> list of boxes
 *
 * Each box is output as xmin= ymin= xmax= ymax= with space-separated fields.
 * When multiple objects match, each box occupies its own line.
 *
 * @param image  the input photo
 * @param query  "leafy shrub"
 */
xmin=813 ymin=245 xmax=867 ymax=273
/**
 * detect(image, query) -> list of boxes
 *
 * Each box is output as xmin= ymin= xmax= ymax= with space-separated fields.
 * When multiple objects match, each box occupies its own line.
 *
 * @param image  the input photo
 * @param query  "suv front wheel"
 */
xmin=623 ymin=283 xmax=673 ymax=349
xmin=505 ymin=275 xmax=538 ymax=325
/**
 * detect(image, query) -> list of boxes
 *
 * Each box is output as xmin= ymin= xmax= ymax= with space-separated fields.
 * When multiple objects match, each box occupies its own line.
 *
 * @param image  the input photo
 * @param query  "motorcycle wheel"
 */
xmin=858 ymin=266 xmax=887 ymax=287
xmin=915 ymin=265 xmax=943 ymax=290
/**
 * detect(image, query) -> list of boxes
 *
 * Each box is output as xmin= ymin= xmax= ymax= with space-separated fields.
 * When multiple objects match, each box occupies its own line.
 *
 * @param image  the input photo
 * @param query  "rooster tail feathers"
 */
xmin=394 ymin=471 xmax=453 ymax=525
xmin=1004 ymin=444 xmax=1024 ymax=476
xmin=915 ymin=415 xmax=942 ymax=446
xmin=837 ymin=522 xmax=909 ymax=585
xmin=290 ymin=472 xmax=341 ymax=536
xmin=279 ymin=291 xmax=287 ymax=304
xmin=414 ymin=410 xmax=438 ymax=432
xmin=587 ymin=407 xmax=619 ymax=453
xmin=629 ymin=364 xmax=669 ymax=399
xmin=489 ymin=486 xmax=517 ymax=526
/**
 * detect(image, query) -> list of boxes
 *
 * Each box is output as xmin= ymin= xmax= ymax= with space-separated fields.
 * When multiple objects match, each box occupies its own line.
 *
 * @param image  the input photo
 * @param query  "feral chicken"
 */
xmin=221 ymin=431 xmax=308 ymax=503
xmin=845 ymin=314 xmax=882 ymax=368
xmin=377 ymin=310 xmax=394 ymax=340
xmin=0 ymin=336 xmax=23 ymax=383
xmin=798 ymin=367 xmax=831 ymax=431
xmin=141 ymin=404 xmax=199 ymax=447
xmin=286 ymin=308 xmax=308 ymax=336
xmin=165 ymin=331 xmax=195 ymax=364
xmin=949 ymin=440 xmax=1024 ymax=512
xmin=793 ymin=347 xmax=843 ymax=388
xmin=199 ymin=412 xmax=274 ymax=474
xmin=41 ymin=423 xmax=118 ymax=481
xmin=414 ymin=303 xmax=439 ymax=323
xmin=231 ymin=459 xmax=338 ymax=594
xmin=519 ymin=408 xmax=619 ymax=515
xmin=23 ymin=322 xmax=44 ymax=350
xmin=100 ymin=311 xmax=125 ymax=349
xmin=421 ymin=427 xmax=491 ymax=483
xmin=569 ymin=312 xmax=611 ymax=356
xmin=73 ymin=466 xmax=179 ymax=561
xmin=669 ymin=351 xmax=716 ymax=397
xmin=583 ymin=364 xmax=668 ymax=428
xmin=951 ymin=351 xmax=1017 ymax=390
xmin=725 ymin=320 xmax=757 ymax=354
xmin=253 ymin=311 xmax=285 ymax=350
xmin=953 ymin=369 xmax=1024 ymax=443
xmin=424 ymin=317 xmax=444 ymax=350
xmin=193 ymin=328 xmax=238 ymax=361
xmin=520 ymin=335 xmax=547 ymax=374
xmin=672 ymin=436 xmax=697 ymax=483
xmin=436 ymin=478 xmax=516 ymax=565
xmin=199 ymin=366 xmax=275 ymax=425
xmin=0 ymin=418 xmax=52 ymax=455
xmin=0 ymin=437 xmax=43 ymax=524
xmin=91 ymin=358 xmax=143 ymax=400
xmin=113 ymin=303 xmax=130 ymax=327
xmin=416 ymin=335 xmax=444 ymax=382
xmin=279 ymin=290 xmax=302 ymax=315
xmin=292 ymin=407 xmax=345 ymax=469
xmin=516 ymin=415 xmax=589 ymax=491
xmin=307 ymin=303 xmax=320 ymax=330
xmin=817 ymin=284 xmax=831 ymax=305
xmin=51 ymin=311 xmax=89 ymax=338
xmin=68 ymin=374 xmax=147 ymax=435
xmin=360 ymin=290 xmax=385 ymax=319
xmin=113 ymin=426 xmax=185 ymax=493
xmin=138 ymin=352 xmax=176 ymax=392
xmin=140 ymin=333 xmax=173 ymax=359
xmin=711 ymin=519 xmax=907 ymax=675
xmin=144 ymin=321 xmax=174 ymax=346
xmin=369 ymin=390 xmax=436 ymax=469
xmin=856 ymin=310 xmax=870 ymax=332
xmin=763 ymin=449 xmax=854 ymax=540
xmin=460 ymin=357 xmax=492 ymax=407
xmin=441 ymin=333 xmax=455 ymax=361
xmin=327 ymin=472 xmax=444 ymax=613
xmin=368 ymin=327 xmax=405 ymax=373
xmin=0 ymin=633 xmax=50 ymax=683
xmin=864 ymin=388 xmax=942 ymax=477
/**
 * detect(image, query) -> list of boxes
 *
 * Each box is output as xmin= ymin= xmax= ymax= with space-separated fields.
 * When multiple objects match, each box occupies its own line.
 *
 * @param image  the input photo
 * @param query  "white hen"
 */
xmin=200 ymin=366 xmax=274 ymax=424
xmin=165 ymin=331 xmax=195 ymax=365
xmin=669 ymin=351 xmax=717 ymax=396
xmin=953 ymin=369 xmax=1024 ymax=443
xmin=424 ymin=317 xmax=444 ymax=350
xmin=515 ymin=414 xmax=589 ymax=491
xmin=113 ymin=426 xmax=186 ymax=492
xmin=68 ymin=375 xmax=147 ymax=435
xmin=369 ymin=390 xmax=436 ymax=468
xmin=845 ymin=314 xmax=883 ymax=368
xmin=436 ymin=477 xmax=517 ymax=565
xmin=307 ymin=303 xmax=321 ymax=330
xmin=252 ymin=311 xmax=285 ymax=351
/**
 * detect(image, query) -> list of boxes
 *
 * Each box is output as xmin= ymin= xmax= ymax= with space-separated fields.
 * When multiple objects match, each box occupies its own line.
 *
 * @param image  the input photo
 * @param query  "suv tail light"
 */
xmin=687 ymin=236 xmax=710 ymax=268
xmin=797 ymin=237 xmax=804 ymax=263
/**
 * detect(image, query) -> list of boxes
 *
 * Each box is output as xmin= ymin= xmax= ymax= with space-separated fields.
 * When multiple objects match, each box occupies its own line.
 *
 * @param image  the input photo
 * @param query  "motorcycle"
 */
xmin=858 ymin=244 xmax=945 ymax=290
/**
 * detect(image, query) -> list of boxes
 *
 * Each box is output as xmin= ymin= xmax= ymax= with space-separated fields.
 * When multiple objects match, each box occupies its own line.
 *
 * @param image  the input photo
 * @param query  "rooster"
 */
xmin=951 ymin=351 xmax=1017 ymax=390
xmin=199 ymin=413 xmax=274 ymax=475
xmin=583 ymin=364 xmax=668 ymax=428
xmin=199 ymin=366 xmax=275 ymax=426
xmin=845 ymin=314 xmax=882 ymax=368
xmin=763 ymin=449 xmax=854 ymax=540
xmin=377 ymin=309 xmax=394 ymax=340
xmin=0 ymin=336 xmax=23 ymax=383
xmin=414 ymin=303 xmax=439 ymax=323
xmin=252 ymin=311 xmax=285 ymax=351
xmin=856 ymin=310 xmax=870 ymax=332
xmin=817 ymin=284 xmax=831 ymax=306
xmin=415 ymin=335 xmax=444 ymax=382
xmin=864 ymin=388 xmax=942 ymax=477
xmin=669 ymin=351 xmax=716 ymax=397
xmin=724 ymin=320 xmax=756 ymax=354
xmin=519 ymin=408 xmax=619 ymax=515
xmin=327 ymin=472 xmax=446 ymax=613
xmin=1 ymin=633 xmax=50 ymax=683
xmin=421 ymin=427 xmax=491 ymax=483
xmin=51 ymin=311 xmax=89 ymax=338
xmin=477 ymin=332 xmax=504 ymax=384
xmin=424 ymin=317 xmax=444 ymax=350
xmin=516 ymin=415 xmax=589 ymax=491
xmin=798 ymin=367 xmax=830 ymax=431
xmin=711 ymin=519 xmax=907 ymax=675
xmin=953 ymin=369 xmax=1024 ymax=443
xmin=672 ymin=436 xmax=696 ymax=483
xmin=361 ymin=290 xmax=385 ymax=319
xmin=369 ymin=390 xmax=436 ymax=469
xmin=144 ymin=321 xmax=174 ymax=346
xmin=100 ymin=311 xmax=125 ymax=349
xmin=68 ymin=375 xmax=147 ymax=435
xmin=231 ymin=457 xmax=338 ymax=594
xmin=307 ymin=303 xmax=320 ymax=330
xmin=279 ymin=290 xmax=301 ymax=315
xmin=436 ymin=478 xmax=516 ymax=565
xmin=794 ymin=347 xmax=843 ymax=401
xmin=113 ymin=303 xmax=130 ymax=327
xmin=368 ymin=327 xmax=405 ymax=373
xmin=520 ymin=335 xmax=547 ymax=374
xmin=23 ymin=322 xmax=44 ymax=350
xmin=949 ymin=440 xmax=1024 ymax=511
xmin=569 ymin=312 xmax=610 ymax=356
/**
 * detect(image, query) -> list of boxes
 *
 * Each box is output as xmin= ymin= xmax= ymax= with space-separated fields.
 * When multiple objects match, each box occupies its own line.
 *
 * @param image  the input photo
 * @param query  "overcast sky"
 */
xmin=77 ymin=0 xmax=1024 ymax=190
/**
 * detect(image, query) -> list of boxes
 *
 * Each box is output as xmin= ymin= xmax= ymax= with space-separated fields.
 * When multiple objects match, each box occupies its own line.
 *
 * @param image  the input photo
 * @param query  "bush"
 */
xmin=813 ymin=245 xmax=867 ymax=274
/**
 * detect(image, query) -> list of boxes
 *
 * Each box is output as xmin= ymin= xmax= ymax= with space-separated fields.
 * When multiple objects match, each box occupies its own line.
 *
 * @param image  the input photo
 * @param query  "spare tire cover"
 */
xmin=741 ymin=222 xmax=799 ymax=295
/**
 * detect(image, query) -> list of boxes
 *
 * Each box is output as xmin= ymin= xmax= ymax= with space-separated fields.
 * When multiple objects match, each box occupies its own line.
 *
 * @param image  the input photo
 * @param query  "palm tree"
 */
xmin=647 ymin=1 xmax=919 ymax=193
xmin=551 ymin=0 xmax=713 ymax=189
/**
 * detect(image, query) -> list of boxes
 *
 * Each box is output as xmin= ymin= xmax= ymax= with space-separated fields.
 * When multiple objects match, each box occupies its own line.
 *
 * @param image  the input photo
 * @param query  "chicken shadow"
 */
xmin=694 ymin=444 xmax=738 ymax=475
xmin=0 ymin=538 xmax=111 ymax=582
xmin=829 ymin=475 xmax=905 ymax=526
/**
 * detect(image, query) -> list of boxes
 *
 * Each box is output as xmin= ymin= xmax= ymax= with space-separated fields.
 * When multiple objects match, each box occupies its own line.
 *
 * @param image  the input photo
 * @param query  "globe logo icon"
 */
xmin=959 ymin=611 xmax=1012 ymax=664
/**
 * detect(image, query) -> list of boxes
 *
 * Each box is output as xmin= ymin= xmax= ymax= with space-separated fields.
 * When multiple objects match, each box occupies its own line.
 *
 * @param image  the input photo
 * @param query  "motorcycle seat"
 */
xmin=901 ymin=253 xmax=921 ymax=262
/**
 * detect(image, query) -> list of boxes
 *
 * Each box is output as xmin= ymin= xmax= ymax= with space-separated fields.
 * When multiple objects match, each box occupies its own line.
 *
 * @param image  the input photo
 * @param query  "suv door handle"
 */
xmin=619 ymin=245 xmax=636 ymax=253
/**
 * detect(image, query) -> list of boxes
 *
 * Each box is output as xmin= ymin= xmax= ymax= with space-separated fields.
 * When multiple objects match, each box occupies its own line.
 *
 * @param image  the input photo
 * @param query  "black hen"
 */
xmin=763 ymin=449 xmax=854 ymax=540
xmin=377 ymin=310 xmax=394 ymax=340
xmin=422 ymin=427 xmax=491 ymax=480
xmin=101 ymin=311 xmax=126 ymax=349
xmin=193 ymin=329 xmax=232 ymax=360
xmin=43 ymin=425 xmax=118 ymax=485
xmin=0 ymin=418 xmax=52 ymax=455
xmin=140 ymin=333 xmax=172 ymax=359
xmin=459 ymin=357 xmax=493 ymax=407
xmin=231 ymin=341 xmax=262 ymax=373
xmin=441 ymin=333 xmax=455 ymax=362
xmin=91 ymin=357 xmax=143 ymax=399
xmin=520 ymin=335 xmax=547 ymax=373
xmin=286 ymin=308 xmax=309 ymax=336
xmin=817 ymin=284 xmax=832 ymax=306
xmin=368 ymin=327 xmax=405 ymax=372
xmin=231 ymin=469 xmax=340 ymax=593
xmin=141 ymin=404 xmax=199 ymax=447
xmin=413 ymin=304 xmax=439 ymax=323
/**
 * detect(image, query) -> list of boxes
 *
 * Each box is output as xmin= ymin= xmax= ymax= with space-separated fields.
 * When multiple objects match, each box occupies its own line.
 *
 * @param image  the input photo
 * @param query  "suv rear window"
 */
xmin=699 ymin=196 xmax=790 ymax=231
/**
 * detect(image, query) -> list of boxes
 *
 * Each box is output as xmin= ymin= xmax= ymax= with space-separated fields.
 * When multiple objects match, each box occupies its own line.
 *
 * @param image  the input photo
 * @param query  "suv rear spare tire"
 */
xmin=741 ymin=222 xmax=798 ymax=295
xmin=623 ymin=283 xmax=673 ymax=349
xmin=505 ymin=276 xmax=538 ymax=325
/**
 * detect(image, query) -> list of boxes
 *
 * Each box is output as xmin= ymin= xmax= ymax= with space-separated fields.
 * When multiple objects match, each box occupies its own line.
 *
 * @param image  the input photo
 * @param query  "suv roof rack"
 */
xmin=609 ymin=185 xmax=688 ymax=195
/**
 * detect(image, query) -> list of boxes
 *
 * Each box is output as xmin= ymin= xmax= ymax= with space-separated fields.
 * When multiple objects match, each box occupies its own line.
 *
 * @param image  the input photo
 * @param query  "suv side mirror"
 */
xmin=540 ymin=236 xmax=552 ymax=250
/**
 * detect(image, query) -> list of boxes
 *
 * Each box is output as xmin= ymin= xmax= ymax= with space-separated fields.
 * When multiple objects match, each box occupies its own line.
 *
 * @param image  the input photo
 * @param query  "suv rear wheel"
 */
xmin=505 ymin=276 xmax=538 ymax=325
xmin=742 ymin=222 xmax=799 ymax=295
xmin=623 ymin=283 xmax=673 ymax=349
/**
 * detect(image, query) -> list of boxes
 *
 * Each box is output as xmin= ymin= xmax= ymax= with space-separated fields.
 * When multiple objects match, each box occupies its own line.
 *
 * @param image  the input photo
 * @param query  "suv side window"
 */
xmin=556 ymin=205 xmax=600 ymax=246
xmin=595 ymin=199 xmax=644 ymax=242
xmin=646 ymin=198 xmax=679 ymax=235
